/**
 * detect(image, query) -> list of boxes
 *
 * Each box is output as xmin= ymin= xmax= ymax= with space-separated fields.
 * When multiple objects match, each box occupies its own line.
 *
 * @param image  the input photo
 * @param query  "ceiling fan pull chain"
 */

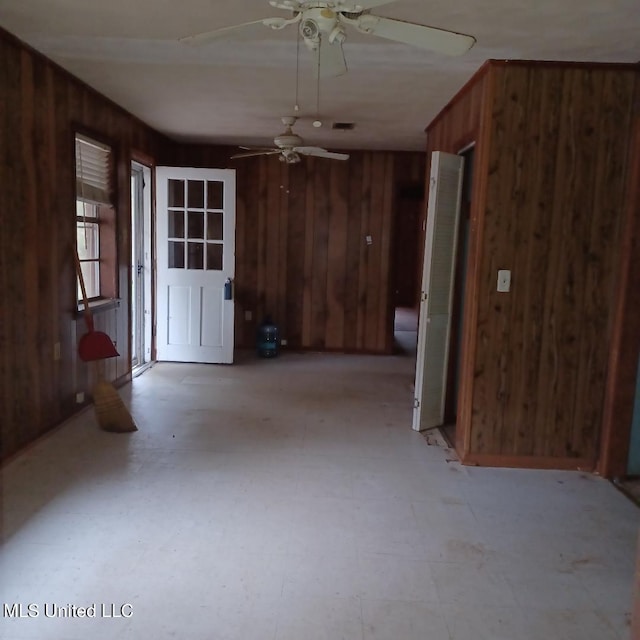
xmin=294 ymin=29 xmax=301 ymax=113
xmin=314 ymin=38 xmax=322 ymax=126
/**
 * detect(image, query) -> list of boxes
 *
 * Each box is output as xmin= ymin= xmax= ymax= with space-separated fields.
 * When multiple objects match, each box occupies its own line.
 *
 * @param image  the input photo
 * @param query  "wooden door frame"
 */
xmin=599 ymin=114 xmax=640 ymax=478
xmin=444 ymin=144 xmax=475 ymax=425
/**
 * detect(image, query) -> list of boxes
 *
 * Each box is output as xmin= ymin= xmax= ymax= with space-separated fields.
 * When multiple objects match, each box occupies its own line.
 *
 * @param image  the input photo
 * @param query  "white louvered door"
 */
xmin=412 ymin=152 xmax=464 ymax=431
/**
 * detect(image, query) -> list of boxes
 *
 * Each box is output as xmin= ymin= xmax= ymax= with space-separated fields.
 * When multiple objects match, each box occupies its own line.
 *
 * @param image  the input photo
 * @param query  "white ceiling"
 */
xmin=1 ymin=1 xmax=638 ymax=152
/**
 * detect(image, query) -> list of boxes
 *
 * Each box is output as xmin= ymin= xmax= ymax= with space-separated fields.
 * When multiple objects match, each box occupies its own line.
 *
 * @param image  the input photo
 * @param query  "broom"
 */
xmin=91 ymin=362 xmax=138 ymax=434
xmin=74 ymin=247 xmax=137 ymax=433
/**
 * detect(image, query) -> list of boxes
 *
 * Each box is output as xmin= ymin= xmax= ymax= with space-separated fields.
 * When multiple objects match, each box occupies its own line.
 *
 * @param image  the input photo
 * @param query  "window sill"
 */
xmin=76 ymin=298 xmax=120 ymax=317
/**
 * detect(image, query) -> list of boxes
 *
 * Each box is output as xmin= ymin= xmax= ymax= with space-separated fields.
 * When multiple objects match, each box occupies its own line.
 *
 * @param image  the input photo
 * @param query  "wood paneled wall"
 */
xmin=427 ymin=61 xmax=639 ymax=469
xmin=0 ymin=29 xmax=166 ymax=459
xmin=162 ymin=144 xmax=425 ymax=353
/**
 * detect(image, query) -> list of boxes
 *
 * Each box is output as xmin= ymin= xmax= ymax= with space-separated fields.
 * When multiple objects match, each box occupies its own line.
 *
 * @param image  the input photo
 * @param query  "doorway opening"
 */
xmin=131 ymin=161 xmax=152 ymax=374
xmin=392 ymin=183 xmax=423 ymax=358
xmin=441 ymin=145 xmax=474 ymax=446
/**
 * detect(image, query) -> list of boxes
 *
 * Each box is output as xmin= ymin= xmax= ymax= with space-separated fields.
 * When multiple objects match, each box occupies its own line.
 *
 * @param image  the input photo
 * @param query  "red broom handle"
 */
xmin=73 ymin=247 xmax=95 ymax=332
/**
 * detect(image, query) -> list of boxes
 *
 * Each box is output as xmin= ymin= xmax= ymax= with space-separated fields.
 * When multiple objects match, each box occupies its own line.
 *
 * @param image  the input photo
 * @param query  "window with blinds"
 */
xmin=75 ymin=134 xmax=112 ymax=205
xmin=75 ymin=133 xmax=117 ymax=303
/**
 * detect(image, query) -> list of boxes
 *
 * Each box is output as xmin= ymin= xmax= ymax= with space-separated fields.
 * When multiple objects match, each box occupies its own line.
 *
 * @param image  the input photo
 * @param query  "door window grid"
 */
xmin=167 ymin=179 xmax=224 ymax=271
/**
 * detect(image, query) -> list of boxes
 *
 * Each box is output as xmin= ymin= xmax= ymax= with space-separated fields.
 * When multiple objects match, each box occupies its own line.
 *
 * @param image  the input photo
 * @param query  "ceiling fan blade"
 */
xmin=335 ymin=0 xmax=396 ymax=10
xmin=295 ymin=147 xmax=350 ymax=160
xmin=231 ymin=149 xmax=282 ymax=159
xmin=269 ymin=0 xmax=303 ymax=10
xmin=348 ymin=14 xmax=475 ymax=56
xmin=180 ymin=16 xmax=293 ymax=46
xmin=313 ymin=38 xmax=348 ymax=78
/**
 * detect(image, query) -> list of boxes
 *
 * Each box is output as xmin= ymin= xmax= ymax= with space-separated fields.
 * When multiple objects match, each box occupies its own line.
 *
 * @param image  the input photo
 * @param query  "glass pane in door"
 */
xmin=168 ymin=180 xmax=184 ymax=207
xmin=169 ymin=210 xmax=185 ymax=238
xmin=188 ymin=242 xmax=204 ymax=269
xmin=207 ymin=213 xmax=223 ymax=241
xmin=188 ymin=180 xmax=205 ymax=208
xmin=206 ymin=243 xmax=223 ymax=271
xmin=188 ymin=211 xmax=205 ymax=239
xmin=168 ymin=241 xmax=185 ymax=268
xmin=207 ymin=181 xmax=224 ymax=209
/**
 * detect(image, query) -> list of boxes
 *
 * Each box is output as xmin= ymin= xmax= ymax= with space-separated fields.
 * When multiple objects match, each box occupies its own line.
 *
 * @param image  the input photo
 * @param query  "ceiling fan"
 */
xmin=181 ymin=0 xmax=476 ymax=77
xmin=231 ymin=116 xmax=349 ymax=164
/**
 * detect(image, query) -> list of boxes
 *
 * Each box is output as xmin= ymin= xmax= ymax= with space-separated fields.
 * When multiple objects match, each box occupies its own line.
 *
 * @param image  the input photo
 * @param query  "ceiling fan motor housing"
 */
xmin=274 ymin=130 xmax=304 ymax=149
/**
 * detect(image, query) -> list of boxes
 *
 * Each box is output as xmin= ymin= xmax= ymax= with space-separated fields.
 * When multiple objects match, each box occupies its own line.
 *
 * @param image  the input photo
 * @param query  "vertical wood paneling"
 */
xmin=442 ymin=61 xmax=638 ymax=468
xmin=467 ymin=70 xmax=517 ymax=455
xmin=217 ymin=150 xmax=424 ymax=354
xmin=378 ymin=155 xmax=395 ymax=352
xmin=600 ymin=106 xmax=640 ymax=477
xmin=344 ymin=155 xmax=364 ymax=350
xmin=233 ymin=162 xmax=248 ymax=344
xmin=325 ymin=163 xmax=348 ymax=349
xmin=510 ymin=68 xmax=564 ymax=457
xmin=301 ymin=159 xmax=316 ymax=346
xmin=277 ymin=162 xmax=290 ymax=340
xmin=1 ymin=29 xmax=166 ymax=460
xmin=356 ymin=154 xmax=372 ymax=349
xmin=426 ymin=60 xmax=637 ymax=469
xmin=285 ymin=164 xmax=307 ymax=347
xmin=264 ymin=156 xmax=281 ymax=320
xmin=1 ymin=40 xmax=24 ymax=456
xmin=21 ymin=50 xmax=41 ymax=437
xmin=572 ymin=70 xmax=634 ymax=460
xmin=364 ymin=154 xmax=385 ymax=350
xmin=311 ymin=159 xmax=330 ymax=348
xmin=226 ymin=148 xmax=424 ymax=353
xmin=256 ymin=158 xmax=269 ymax=316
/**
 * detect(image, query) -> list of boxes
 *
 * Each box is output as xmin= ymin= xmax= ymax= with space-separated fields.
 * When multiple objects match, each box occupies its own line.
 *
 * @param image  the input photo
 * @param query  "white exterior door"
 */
xmin=156 ymin=167 xmax=236 ymax=364
xmin=412 ymin=152 xmax=464 ymax=431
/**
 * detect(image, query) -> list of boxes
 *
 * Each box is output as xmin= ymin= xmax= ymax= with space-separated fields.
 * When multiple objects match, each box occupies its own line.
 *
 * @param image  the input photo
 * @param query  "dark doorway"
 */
xmin=442 ymin=146 xmax=474 ymax=445
xmin=392 ymin=183 xmax=423 ymax=356
xmin=392 ymin=183 xmax=424 ymax=309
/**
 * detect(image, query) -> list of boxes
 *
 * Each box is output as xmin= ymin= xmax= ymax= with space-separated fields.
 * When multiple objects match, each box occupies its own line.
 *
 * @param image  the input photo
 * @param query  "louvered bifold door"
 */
xmin=412 ymin=152 xmax=464 ymax=431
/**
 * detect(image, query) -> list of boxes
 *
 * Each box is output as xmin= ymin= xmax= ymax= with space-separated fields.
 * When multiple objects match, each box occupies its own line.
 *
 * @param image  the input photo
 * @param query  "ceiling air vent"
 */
xmin=332 ymin=122 xmax=355 ymax=131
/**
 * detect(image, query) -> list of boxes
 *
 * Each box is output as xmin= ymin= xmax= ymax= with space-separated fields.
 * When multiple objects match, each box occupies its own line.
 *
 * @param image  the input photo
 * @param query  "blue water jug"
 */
xmin=256 ymin=316 xmax=279 ymax=358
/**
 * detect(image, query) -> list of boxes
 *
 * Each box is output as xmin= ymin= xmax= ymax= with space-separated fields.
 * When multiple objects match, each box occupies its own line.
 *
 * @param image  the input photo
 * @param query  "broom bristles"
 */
xmin=92 ymin=380 xmax=138 ymax=433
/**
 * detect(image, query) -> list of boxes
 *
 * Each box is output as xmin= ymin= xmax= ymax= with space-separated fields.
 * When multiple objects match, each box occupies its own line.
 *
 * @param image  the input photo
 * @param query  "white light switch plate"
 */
xmin=497 ymin=269 xmax=511 ymax=292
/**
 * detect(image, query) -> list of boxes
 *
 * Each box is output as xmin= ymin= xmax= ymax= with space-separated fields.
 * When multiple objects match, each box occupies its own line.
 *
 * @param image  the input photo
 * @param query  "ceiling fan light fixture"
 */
xmin=329 ymin=25 xmax=346 ymax=44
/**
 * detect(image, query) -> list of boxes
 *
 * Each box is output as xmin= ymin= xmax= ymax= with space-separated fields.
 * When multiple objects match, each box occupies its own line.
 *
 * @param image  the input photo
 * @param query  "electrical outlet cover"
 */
xmin=497 ymin=269 xmax=511 ymax=292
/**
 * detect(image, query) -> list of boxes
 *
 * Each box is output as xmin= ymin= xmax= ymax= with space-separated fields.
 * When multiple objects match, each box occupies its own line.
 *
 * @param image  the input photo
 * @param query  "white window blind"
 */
xmin=75 ymin=134 xmax=112 ymax=205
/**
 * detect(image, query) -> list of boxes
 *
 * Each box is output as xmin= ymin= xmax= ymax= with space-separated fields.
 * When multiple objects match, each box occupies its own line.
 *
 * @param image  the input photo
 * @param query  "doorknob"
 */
xmin=224 ymin=277 xmax=233 ymax=300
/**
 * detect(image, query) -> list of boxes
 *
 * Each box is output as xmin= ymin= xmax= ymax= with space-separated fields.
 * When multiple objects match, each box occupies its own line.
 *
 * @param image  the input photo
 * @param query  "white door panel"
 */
xmin=156 ymin=167 xmax=236 ymax=364
xmin=167 ymin=286 xmax=190 ymax=345
xmin=201 ymin=287 xmax=224 ymax=347
xmin=413 ymin=152 xmax=464 ymax=431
